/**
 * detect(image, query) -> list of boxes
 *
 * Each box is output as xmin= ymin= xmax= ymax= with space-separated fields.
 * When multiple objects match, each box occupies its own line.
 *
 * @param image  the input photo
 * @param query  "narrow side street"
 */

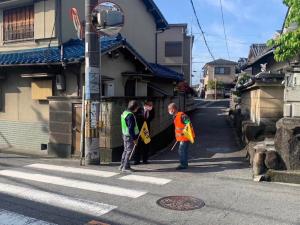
xmin=0 ymin=100 xmax=299 ymax=225
xmin=0 ymin=1 xmax=299 ymax=225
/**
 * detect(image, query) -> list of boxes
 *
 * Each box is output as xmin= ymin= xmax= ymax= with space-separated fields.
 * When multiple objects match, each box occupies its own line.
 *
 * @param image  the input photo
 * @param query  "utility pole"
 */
xmin=215 ymin=78 xmax=217 ymax=100
xmin=84 ymin=0 xmax=101 ymax=165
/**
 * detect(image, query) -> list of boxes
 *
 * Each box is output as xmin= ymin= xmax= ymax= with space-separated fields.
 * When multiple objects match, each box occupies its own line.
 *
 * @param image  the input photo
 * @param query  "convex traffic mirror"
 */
xmin=92 ymin=1 xmax=124 ymax=36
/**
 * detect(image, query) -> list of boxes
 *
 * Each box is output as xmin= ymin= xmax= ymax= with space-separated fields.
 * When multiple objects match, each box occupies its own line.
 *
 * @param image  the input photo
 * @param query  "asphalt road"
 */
xmin=0 ymin=100 xmax=299 ymax=225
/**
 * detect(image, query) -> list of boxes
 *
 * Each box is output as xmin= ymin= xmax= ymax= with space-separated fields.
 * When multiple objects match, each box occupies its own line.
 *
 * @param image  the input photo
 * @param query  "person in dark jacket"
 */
xmin=120 ymin=100 xmax=140 ymax=172
xmin=134 ymin=100 xmax=155 ymax=164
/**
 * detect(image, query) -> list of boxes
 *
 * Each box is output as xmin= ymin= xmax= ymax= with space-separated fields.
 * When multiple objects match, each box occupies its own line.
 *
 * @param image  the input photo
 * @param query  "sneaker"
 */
xmin=175 ymin=165 xmax=188 ymax=170
xmin=122 ymin=168 xmax=134 ymax=173
xmin=118 ymin=165 xmax=123 ymax=171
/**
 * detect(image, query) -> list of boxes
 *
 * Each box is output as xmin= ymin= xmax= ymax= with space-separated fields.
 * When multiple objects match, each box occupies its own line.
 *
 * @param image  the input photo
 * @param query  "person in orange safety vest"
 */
xmin=168 ymin=103 xmax=192 ymax=170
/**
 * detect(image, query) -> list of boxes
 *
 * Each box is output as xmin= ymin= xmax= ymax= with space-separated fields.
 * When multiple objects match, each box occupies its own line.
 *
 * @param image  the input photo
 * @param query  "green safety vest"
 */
xmin=121 ymin=111 xmax=139 ymax=136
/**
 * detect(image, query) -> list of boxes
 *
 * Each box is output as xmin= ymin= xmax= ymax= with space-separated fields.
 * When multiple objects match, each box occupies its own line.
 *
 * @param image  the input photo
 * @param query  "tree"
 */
xmin=267 ymin=0 xmax=300 ymax=62
xmin=207 ymin=80 xmax=224 ymax=90
xmin=236 ymin=72 xmax=251 ymax=86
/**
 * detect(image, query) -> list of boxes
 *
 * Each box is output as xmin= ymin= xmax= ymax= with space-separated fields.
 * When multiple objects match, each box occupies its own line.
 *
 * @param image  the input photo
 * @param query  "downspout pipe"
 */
xmin=155 ymin=29 xmax=165 ymax=64
xmin=57 ymin=0 xmax=64 ymax=67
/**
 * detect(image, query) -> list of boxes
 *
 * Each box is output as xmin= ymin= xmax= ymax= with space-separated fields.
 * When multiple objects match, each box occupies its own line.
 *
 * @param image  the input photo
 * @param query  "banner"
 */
xmin=183 ymin=123 xmax=195 ymax=144
xmin=140 ymin=122 xmax=151 ymax=144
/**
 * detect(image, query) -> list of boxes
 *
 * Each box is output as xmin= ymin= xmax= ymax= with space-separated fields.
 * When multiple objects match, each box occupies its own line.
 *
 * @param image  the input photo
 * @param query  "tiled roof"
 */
xmin=246 ymin=49 xmax=274 ymax=68
xmin=149 ymin=63 xmax=183 ymax=81
xmin=248 ymin=44 xmax=268 ymax=62
xmin=236 ymin=72 xmax=284 ymax=91
xmin=0 ymin=35 xmax=182 ymax=81
xmin=205 ymin=58 xmax=237 ymax=66
xmin=0 ymin=35 xmax=123 ymax=66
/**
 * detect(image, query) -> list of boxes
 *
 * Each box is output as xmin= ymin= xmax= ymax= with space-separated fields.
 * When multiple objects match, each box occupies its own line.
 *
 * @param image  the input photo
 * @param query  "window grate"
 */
xmin=3 ymin=5 xmax=34 ymax=41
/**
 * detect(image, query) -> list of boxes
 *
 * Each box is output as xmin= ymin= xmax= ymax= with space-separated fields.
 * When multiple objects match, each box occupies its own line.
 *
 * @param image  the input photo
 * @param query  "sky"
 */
xmin=154 ymin=0 xmax=288 ymax=85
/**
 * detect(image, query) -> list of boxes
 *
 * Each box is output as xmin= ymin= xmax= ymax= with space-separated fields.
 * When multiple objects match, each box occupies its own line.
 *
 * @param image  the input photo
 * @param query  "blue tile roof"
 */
xmin=0 ymin=35 xmax=182 ymax=81
xmin=149 ymin=63 xmax=183 ymax=81
xmin=0 ymin=35 xmax=123 ymax=66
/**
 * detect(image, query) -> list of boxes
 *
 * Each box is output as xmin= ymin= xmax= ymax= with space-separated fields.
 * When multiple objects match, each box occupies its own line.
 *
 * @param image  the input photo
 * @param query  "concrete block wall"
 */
xmin=0 ymin=120 xmax=48 ymax=152
xmin=48 ymin=97 xmax=81 ymax=157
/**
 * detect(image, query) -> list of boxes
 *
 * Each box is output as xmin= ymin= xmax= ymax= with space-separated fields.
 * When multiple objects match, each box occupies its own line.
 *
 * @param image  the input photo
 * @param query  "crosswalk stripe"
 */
xmin=25 ymin=164 xmax=118 ymax=178
xmin=0 ymin=183 xmax=116 ymax=218
xmin=0 ymin=209 xmax=56 ymax=225
xmin=119 ymin=175 xmax=171 ymax=185
xmin=0 ymin=170 xmax=147 ymax=198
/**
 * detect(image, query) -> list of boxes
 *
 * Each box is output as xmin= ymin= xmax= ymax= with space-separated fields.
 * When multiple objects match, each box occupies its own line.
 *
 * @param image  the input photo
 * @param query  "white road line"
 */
xmin=0 ymin=170 xmax=146 ymax=198
xmin=0 ymin=183 xmax=117 ymax=218
xmin=0 ymin=209 xmax=56 ymax=225
xmin=25 ymin=163 xmax=118 ymax=178
xmin=119 ymin=175 xmax=171 ymax=185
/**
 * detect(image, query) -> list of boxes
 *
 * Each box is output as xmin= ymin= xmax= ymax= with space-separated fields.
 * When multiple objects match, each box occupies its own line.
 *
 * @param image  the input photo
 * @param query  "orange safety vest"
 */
xmin=174 ymin=112 xmax=189 ymax=142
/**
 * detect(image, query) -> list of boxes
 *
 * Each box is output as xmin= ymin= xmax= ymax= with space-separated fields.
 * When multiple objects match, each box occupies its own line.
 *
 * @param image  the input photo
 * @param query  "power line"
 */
xmin=219 ymin=0 xmax=230 ymax=59
xmin=189 ymin=0 xmax=215 ymax=60
xmin=193 ymin=34 xmax=252 ymax=45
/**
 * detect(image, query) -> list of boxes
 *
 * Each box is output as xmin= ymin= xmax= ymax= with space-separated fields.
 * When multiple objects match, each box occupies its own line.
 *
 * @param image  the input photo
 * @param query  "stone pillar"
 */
xmin=48 ymin=97 xmax=81 ymax=158
xmin=275 ymin=118 xmax=300 ymax=170
xmin=99 ymin=98 xmax=127 ymax=163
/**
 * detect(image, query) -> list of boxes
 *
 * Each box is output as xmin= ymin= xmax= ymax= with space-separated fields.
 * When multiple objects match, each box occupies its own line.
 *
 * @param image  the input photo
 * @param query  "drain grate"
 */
xmin=157 ymin=196 xmax=205 ymax=211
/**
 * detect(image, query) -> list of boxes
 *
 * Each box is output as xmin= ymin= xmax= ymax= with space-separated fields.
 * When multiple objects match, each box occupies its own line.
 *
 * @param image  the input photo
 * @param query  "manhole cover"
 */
xmin=157 ymin=196 xmax=205 ymax=211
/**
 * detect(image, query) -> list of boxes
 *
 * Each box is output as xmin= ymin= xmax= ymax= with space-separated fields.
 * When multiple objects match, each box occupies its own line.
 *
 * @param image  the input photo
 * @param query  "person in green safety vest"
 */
xmin=119 ymin=100 xmax=140 ymax=172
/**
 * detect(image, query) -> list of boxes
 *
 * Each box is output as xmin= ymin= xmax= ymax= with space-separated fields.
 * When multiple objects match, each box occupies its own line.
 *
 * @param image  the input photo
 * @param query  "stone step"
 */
xmin=266 ymin=170 xmax=300 ymax=184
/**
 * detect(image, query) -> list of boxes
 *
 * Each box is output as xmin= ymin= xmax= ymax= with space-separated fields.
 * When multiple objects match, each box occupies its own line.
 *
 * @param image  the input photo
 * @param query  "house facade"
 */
xmin=272 ymin=9 xmax=300 ymax=170
xmin=232 ymin=23 xmax=299 ymax=169
xmin=156 ymin=23 xmax=193 ymax=86
xmin=0 ymin=0 xmax=187 ymax=160
xmin=231 ymin=44 xmax=285 ymax=144
xmin=203 ymin=58 xmax=237 ymax=99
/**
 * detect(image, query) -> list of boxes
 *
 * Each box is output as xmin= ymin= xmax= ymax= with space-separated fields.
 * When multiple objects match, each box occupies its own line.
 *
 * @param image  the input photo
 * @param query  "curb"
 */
xmin=266 ymin=169 xmax=300 ymax=184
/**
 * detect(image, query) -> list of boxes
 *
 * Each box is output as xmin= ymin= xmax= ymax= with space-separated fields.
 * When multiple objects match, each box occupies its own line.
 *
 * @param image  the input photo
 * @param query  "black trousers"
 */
xmin=134 ymin=140 xmax=150 ymax=163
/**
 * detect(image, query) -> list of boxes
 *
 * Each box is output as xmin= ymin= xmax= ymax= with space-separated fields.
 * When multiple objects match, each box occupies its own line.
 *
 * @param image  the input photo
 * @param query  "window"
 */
xmin=165 ymin=41 xmax=182 ymax=57
xmin=3 ymin=5 xmax=34 ymax=41
xmin=215 ymin=67 xmax=231 ymax=75
xmin=125 ymin=80 xmax=136 ymax=97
